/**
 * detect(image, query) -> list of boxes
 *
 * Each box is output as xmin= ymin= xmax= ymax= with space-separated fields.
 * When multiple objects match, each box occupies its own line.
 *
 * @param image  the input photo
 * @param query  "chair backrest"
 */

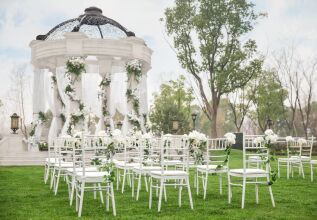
xmin=122 ymin=136 xmax=139 ymax=165
xmin=302 ymin=137 xmax=314 ymax=159
xmin=55 ymin=137 xmax=75 ymax=166
xmin=205 ymin=138 xmax=229 ymax=169
xmin=244 ymin=135 xmax=269 ymax=172
xmin=160 ymin=135 xmax=190 ymax=173
xmin=287 ymin=139 xmax=301 ymax=158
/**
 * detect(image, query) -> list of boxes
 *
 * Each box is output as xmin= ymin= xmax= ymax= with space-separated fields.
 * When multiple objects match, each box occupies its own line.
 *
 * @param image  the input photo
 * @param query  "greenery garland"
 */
xmin=126 ymin=59 xmax=142 ymax=82
xmin=98 ymin=76 xmax=111 ymax=117
xmin=66 ymin=57 xmax=86 ymax=77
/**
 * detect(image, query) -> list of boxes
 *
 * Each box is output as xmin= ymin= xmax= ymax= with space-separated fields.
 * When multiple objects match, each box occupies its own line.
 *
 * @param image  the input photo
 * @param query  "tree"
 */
xmin=251 ymin=71 xmax=288 ymax=132
xmin=9 ymin=64 xmax=31 ymax=139
xmin=164 ymin=0 xmax=263 ymax=137
xmin=149 ymin=76 xmax=194 ymax=134
xmin=227 ymin=83 xmax=255 ymax=132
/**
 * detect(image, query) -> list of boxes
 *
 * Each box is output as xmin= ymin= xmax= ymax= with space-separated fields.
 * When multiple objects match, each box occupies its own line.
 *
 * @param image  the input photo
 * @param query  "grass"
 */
xmin=0 ymin=150 xmax=317 ymax=220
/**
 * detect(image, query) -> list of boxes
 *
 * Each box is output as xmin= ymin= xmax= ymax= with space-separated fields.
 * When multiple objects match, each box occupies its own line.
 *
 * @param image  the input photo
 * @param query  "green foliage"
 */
xmin=29 ymin=124 xmax=36 ymax=137
xmin=251 ymin=71 xmax=288 ymax=132
xmin=66 ymin=59 xmax=85 ymax=77
xmin=64 ymin=85 xmax=74 ymax=94
xmin=51 ymin=75 xmax=57 ymax=85
xmin=126 ymin=64 xmax=142 ymax=82
xmin=38 ymin=142 xmax=48 ymax=151
xmin=150 ymin=76 xmax=193 ymax=134
xmin=164 ymin=0 xmax=264 ymax=136
xmin=101 ymin=162 xmax=115 ymax=182
xmin=99 ymin=77 xmax=111 ymax=87
xmin=38 ymin=111 xmax=47 ymax=123
xmin=60 ymin=113 xmax=66 ymax=123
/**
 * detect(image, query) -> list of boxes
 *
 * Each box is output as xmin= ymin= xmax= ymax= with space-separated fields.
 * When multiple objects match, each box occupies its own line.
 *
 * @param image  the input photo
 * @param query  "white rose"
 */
xmin=285 ymin=136 xmax=294 ymax=142
xmin=264 ymin=129 xmax=274 ymax=136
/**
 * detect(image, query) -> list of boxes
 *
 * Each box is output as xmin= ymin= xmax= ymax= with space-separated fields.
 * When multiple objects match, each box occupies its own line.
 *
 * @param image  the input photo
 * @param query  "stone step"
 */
xmin=0 ymin=160 xmax=44 ymax=166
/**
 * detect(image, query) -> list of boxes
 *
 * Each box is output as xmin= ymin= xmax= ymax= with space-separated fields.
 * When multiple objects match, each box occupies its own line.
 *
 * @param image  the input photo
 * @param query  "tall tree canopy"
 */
xmin=149 ymin=76 xmax=194 ymax=134
xmin=164 ymin=0 xmax=263 ymax=136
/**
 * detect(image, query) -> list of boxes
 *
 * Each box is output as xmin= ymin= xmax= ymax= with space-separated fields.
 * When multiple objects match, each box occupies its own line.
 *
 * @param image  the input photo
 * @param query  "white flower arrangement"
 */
xmin=297 ymin=138 xmax=307 ymax=145
xmin=111 ymin=129 xmax=122 ymax=137
xmin=126 ymin=59 xmax=142 ymax=72
xmin=97 ymin=130 xmax=107 ymax=137
xmin=285 ymin=136 xmax=294 ymax=142
xmin=253 ymin=136 xmax=264 ymax=144
xmin=224 ymin=132 xmax=236 ymax=145
xmin=264 ymin=129 xmax=274 ymax=136
xmin=188 ymin=130 xmax=207 ymax=143
xmin=73 ymin=130 xmax=83 ymax=138
xmin=69 ymin=57 xmax=85 ymax=66
xmin=142 ymin=132 xmax=153 ymax=139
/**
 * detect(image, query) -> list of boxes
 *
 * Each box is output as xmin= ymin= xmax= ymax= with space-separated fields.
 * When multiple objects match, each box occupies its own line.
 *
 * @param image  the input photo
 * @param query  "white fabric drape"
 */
xmin=46 ymin=70 xmax=63 ymax=145
xmin=56 ymin=67 xmax=71 ymax=135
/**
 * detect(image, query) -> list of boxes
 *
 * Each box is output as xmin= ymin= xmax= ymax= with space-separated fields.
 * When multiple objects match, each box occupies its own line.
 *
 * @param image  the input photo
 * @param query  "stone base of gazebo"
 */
xmin=0 ymin=134 xmax=47 ymax=166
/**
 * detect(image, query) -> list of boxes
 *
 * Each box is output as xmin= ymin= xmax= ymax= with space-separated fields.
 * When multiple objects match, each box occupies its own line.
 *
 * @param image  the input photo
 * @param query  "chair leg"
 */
xmin=164 ymin=184 xmax=167 ymax=202
xmin=194 ymin=169 xmax=197 ymax=188
xmin=311 ymin=163 xmax=314 ymax=182
xmin=255 ymin=178 xmax=259 ymax=204
xmin=131 ymin=173 xmax=135 ymax=198
xmin=158 ymin=179 xmax=164 ymax=212
xmin=287 ymin=161 xmax=289 ymax=179
xmin=70 ymin=177 xmax=75 ymax=206
xmin=301 ymin=162 xmax=305 ymax=179
xmin=186 ymin=177 xmax=193 ymax=210
xmin=196 ymin=170 xmax=199 ymax=195
xmin=121 ymin=169 xmax=126 ymax=193
xmin=144 ymin=175 xmax=148 ymax=192
xmin=54 ymin=169 xmax=61 ymax=195
xmin=149 ymin=177 xmax=153 ymax=209
xmin=78 ymin=181 xmax=85 ymax=217
xmin=50 ymin=168 xmax=56 ymax=189
xmin=178 ymin=179 xmax=182 ymax=207
xmin=277 ymin=161 xmax=280 ymax=178
xmin=203 ymin=172 xmax=208 ymax=200
xmin=219 ymin=174 xmax=223 ymax=195
xmin=267 ymin=175 xmax=275 ymax=207
xmin=241 ymin=176 xmax=246 ymax=209
xmin=110 ymin=183 xmax=116 ymax=216
xmin=136 ymin=173 xmax=141 ymax=201
xmin=98 ymin=183 xmax=104 ymax=204
xmin=106 ymin=187 xmax=110 ymax=211
xmin=93 ymin=184 xmax=97 ymax=200
xmin=228 ymin=173 xmax=232 ymax=204
xmin=116 ymin=168 xmax=119 ymax=191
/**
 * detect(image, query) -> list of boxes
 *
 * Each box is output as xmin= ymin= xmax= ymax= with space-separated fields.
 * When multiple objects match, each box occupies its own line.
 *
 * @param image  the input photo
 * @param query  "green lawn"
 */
xmin=0 ymin=150 xmax=317 ymax=220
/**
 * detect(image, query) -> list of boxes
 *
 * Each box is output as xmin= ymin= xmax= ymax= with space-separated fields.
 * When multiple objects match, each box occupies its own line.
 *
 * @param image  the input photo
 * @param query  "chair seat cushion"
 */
xmin=196 ymin=164 xmax=227 ymax=171
xmin=290 ymin=156 xmax=310 ymax=161
xmin=134 ymin=166 xmax=162 ymax=171
xmin=115 ymin=161 xmax=140 ymax=168
xmin=53 ymin=162 xmax=73 ymax=168
xmin=76 ymin=171 xmax=109 ymax=177
xmin=230 ymin=168 xmax=267 ymax=175
xmin=150 ymin=170 xmax=188 ymax=176
xmin=311 ymin=160 xmax=317 ymax=164
xmin=163 ymin=160 xmax=182 ymax=165
xmin=278 ymin=157 xmax=300 ymax=162
xmin=66 ymin=167 xmax=98 ymax=173
xmin=46 ymin=158 xmax=58 ymax=163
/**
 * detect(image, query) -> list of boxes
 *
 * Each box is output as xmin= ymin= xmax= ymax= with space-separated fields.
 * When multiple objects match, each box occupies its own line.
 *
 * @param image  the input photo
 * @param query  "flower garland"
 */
xmin=253 ymin=129 xmax=279 ymax=185
xmin=126 ymin=59 xmax=142 ymax=82
xmin=216 ymin=133 xmax=236 ymax=170
xmin=187 ymin=130 xmax=207 ymax=164
xmin=98 ymin=75 xmax=111 ymax=118
xmin=29 ymin=111 xmax=47 ymax=137
xmin=126 ymin=59 xmax=142 ymax=130
xmin=64 ymin=57 xmax=86 ymax=135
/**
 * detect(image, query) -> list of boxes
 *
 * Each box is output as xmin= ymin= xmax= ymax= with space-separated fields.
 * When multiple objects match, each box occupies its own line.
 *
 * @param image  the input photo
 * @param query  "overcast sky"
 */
xmin=0 ymin=0 xmax=317 ymax=125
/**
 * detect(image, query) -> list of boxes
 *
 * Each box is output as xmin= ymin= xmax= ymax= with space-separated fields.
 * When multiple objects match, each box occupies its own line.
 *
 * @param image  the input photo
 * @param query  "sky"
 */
xmin=0 ymin=0 xmax=317 ymax=127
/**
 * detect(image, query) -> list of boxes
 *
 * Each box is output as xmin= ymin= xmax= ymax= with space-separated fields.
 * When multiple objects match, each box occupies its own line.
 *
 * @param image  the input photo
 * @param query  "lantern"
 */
xmin=116 ymin=121 xmax=123 ymax=130
xmin=10 ymin=113 xmax=20 ymax=134
xmin=191 ymin=111 xmax=198 ymax=130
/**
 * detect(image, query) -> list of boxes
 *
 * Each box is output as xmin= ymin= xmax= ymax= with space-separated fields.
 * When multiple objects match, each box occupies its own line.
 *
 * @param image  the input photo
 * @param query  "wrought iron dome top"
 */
xmin=36 ymin=6 xmax=135 ymax=41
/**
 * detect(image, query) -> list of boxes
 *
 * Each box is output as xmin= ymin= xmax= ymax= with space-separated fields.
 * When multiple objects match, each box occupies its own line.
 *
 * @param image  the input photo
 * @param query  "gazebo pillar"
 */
xmin=96 ymin=58 xmax=113 ymax=133
xmin=31 ymin=68 xmax=46 ymax=149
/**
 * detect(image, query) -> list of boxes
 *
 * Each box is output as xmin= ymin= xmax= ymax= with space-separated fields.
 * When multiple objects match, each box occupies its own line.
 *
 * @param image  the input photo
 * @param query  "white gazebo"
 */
xmin=29 ymin=6 xmax=152 ymax=148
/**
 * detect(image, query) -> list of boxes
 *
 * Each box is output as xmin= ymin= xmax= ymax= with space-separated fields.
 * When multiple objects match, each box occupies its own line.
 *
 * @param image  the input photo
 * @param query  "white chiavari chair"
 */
xmin=149 ymin=135 xmax=193 ymax=212
xmin=196 ymin=138 xmax=229 ymax=199
xmin=74 ymin=135 xmax=116 ymax=217
xmin=44 ymin=139 xmax=58 ymax=184
xmin=132 ymin=136 xmax=162 ymax=200
xmin=228 ymin=135 xmax=275 ymax=209
xmin=51 ymin=137 xmax=74 ymax=194
xmin=115 ymin=137 xmax=140 ymax=193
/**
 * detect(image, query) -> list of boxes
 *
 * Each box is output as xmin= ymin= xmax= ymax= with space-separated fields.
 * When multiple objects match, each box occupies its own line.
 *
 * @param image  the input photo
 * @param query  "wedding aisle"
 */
xmin=1 ymin=150 xmax=316 ymax=220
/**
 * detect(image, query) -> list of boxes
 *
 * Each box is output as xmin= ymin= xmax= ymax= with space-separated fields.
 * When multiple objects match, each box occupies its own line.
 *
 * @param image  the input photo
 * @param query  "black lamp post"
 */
xmin=191 ymin=111 xmax=198 ymax=131
xmin=116 ymin=121 xmax=123 ymax=130
xmin=10 ymin=113 xmax=20 ymax=134
xmin=267 ymin=117 xmax=273 ymax=129
xmin=171 ymin=117 xmax=179 ymax=134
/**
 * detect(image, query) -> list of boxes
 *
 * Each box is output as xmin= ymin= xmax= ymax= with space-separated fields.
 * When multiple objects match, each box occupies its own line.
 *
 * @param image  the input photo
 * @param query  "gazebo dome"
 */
xmin=36 ymin=6 xmax=135 ymax=41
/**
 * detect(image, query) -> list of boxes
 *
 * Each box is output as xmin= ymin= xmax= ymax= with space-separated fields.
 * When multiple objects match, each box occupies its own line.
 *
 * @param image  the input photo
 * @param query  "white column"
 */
xmin=139 ymin=70 xmax=149 ymax=131
xmin=32 ymin=68 xmax=46 ymax=145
